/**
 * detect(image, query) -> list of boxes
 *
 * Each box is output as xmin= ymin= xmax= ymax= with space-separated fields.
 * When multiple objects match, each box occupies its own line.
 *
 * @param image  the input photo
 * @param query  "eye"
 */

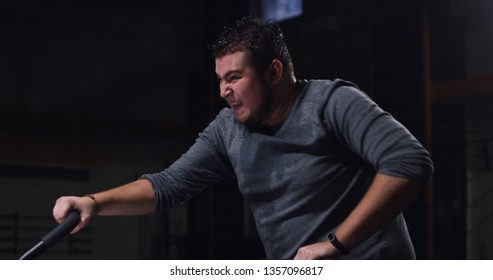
xmin=218 ymin=72 xmax=242 ymax=85
xmin=228 ymin=75 xmax=240 ymax=83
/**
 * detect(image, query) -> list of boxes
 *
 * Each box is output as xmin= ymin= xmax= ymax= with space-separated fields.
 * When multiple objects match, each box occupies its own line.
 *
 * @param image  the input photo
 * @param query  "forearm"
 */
xmin=93 ymin=179 xmax=156 ymax=216
xmin=333 ymin=173 xmax=422 ymax=252
xmin=53 ymin=179 xmax=156 ymax=234
xmin=295 ymin=172 xmax=423 ymax=259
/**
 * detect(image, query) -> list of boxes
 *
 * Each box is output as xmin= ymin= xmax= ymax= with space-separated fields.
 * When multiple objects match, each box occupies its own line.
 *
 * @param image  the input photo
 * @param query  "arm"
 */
xmin=53 ymin=111 xmax=233 ymax=234
xmin=294 ymin=172 xmax=422 ymax=259
xmin=53 ymin=179 xmax=155 ymax=234
xmin=293 ymin=82 xmax=432 ymax=259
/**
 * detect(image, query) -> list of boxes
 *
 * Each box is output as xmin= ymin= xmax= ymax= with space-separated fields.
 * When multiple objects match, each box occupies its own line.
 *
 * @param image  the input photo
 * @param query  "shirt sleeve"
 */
xmin=140 ymin=113 xmax=235 ymax=213
xmin=323 ymin=80 xmax=434 ymax=185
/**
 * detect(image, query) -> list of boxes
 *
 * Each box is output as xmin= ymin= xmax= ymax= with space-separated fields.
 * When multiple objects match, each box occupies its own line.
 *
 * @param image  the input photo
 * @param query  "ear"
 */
xmin=267 ymin=59 xmax=283 ymax=85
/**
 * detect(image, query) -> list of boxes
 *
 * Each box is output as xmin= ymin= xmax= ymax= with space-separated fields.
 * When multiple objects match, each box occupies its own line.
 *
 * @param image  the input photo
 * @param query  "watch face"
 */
xmin=328 ymin=232 xmax=335 ymax=241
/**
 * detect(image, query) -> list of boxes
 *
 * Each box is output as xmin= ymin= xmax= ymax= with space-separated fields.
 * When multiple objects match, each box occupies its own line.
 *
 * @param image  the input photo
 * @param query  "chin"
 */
xmin=236 ymin=108 xmax=268 ymax=128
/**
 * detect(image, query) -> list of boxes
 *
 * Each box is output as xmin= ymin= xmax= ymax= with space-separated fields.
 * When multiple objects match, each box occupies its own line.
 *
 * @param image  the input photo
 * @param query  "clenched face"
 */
xmin=215 ymin=50 xmax=273 ymax=127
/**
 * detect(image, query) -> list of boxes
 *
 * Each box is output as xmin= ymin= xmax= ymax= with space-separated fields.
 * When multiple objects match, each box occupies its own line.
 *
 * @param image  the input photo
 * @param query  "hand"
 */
xmin=293 ymin=240 xmax=342 ymax=260
xmin=52 ymin=196 xmax=97 ymax=234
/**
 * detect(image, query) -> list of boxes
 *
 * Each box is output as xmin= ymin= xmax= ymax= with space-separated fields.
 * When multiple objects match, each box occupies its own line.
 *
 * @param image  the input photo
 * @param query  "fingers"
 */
xmin=294 ymin=246 xmax=321 ymax=260
xmin=293 ymin=241 xmax=338 ymax=260
xmin=70 ymin=220 xmax=87 ymax=235
xmin=53 ymin=196 xmax=95 ymax=234
xmin=53 ymin=196 xmax=74 ymax=223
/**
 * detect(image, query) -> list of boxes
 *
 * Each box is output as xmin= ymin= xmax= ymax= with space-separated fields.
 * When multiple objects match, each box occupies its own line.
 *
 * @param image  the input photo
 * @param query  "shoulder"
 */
xmin=214 ymin=107 xmax=237 ymax=128
xmin=299 ymin=79 xmax=362 ymax=102
xmin=202 ymin=108 xmax=241 ymax=140
xmin=295 ymin=79 xmax=371 ymax=118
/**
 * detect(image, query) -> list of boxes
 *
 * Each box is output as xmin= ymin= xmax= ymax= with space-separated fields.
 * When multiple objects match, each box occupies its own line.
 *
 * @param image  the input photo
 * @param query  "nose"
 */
xmin=220 ymin=86 xmax=232 ymax=99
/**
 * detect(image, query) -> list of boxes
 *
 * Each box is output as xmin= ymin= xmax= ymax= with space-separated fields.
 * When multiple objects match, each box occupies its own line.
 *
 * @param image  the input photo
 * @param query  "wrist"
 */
xmin=328 ymin=232 xmax=351 ymax=255
xmin=84 ymin=194 xmax=100 ymax=215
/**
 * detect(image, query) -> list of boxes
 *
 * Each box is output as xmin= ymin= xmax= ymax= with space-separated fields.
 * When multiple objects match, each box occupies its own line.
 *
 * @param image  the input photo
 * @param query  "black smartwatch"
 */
xmin=328 ymin=232 xmax=350 ymax=255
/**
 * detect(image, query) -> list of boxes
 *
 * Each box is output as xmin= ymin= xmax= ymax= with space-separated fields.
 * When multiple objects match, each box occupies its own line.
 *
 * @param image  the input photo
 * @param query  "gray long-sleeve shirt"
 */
xmin=141 ymin=79 xmax=433 ymax=259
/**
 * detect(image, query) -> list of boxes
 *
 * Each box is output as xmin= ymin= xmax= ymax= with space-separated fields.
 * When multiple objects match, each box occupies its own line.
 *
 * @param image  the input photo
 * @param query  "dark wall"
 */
xmin=0 ymin=1 xmax=212 ymax=135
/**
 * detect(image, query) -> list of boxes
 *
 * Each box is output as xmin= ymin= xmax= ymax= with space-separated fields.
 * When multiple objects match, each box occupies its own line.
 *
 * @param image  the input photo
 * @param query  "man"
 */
xmin=53 ymin=16 xmax=433 ymax=259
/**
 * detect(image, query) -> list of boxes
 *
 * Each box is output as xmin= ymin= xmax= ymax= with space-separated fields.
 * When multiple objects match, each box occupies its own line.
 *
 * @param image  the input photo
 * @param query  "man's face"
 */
xmin=215 ymin=51 xmax=272 ymax=127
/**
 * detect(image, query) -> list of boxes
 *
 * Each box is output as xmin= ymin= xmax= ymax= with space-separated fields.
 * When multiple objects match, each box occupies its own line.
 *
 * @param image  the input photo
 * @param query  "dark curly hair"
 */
xmin=210 ymin=16 xmax=295 ymax=81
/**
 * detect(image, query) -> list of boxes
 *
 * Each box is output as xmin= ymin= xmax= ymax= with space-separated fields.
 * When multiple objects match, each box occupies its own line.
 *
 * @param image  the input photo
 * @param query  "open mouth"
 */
xmin=230 ymin=101 xmax=242 ymax=109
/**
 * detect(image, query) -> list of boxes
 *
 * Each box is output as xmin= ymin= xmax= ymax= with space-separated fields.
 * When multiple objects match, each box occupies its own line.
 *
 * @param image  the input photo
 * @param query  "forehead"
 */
xmin=215 ymin=51 xmax=253 ymax=75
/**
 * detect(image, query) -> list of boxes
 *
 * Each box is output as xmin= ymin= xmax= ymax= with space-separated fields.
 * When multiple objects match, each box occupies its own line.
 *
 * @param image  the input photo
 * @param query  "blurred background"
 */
xmin=0 ymin=0 xmax=492 ymax=260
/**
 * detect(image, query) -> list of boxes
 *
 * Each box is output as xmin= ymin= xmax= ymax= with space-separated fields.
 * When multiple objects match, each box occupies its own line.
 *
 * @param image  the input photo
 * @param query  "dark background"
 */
xmin=1 ymin=0 xmax=491 ymax=259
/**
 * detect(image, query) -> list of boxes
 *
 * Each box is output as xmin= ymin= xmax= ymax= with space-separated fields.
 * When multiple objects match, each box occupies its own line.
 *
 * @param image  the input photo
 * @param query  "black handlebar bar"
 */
xmin=19 ymin=210 xmax=81 ymax=260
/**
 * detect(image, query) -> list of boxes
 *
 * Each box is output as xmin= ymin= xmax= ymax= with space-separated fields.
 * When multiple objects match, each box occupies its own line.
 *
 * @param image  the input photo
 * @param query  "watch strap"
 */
xmin=328 ymin=232 xmax=350 ymax=255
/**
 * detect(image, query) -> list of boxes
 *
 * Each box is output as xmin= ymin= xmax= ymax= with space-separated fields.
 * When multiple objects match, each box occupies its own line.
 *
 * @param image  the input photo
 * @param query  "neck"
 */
xmin=261 ymin=79 xmax=298 ymax=127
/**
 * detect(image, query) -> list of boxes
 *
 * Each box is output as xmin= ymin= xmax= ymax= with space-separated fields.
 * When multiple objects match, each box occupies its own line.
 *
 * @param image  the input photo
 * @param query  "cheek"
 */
xmin=239 ymin=90 xmax=262 ymax=110
xmin=241 ymin=81 xmax=266 ymax=104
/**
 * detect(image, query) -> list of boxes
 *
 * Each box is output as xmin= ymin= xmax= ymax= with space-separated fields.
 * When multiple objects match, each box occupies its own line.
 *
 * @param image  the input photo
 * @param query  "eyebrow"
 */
xmin=217 ymin=69 xmax=242 ymax=81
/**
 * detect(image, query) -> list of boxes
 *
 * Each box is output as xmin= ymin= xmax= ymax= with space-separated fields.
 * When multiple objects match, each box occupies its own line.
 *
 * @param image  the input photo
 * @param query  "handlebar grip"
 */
xmin=19 ymin=210 xmax=81 ymax=260
xmin=41 ymin=210 xmax=81 ymax=248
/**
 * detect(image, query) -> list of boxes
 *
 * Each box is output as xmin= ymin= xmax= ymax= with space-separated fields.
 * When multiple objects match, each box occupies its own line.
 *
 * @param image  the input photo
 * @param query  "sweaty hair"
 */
xmin=210 ymin=16 xmax=295 ymax=81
